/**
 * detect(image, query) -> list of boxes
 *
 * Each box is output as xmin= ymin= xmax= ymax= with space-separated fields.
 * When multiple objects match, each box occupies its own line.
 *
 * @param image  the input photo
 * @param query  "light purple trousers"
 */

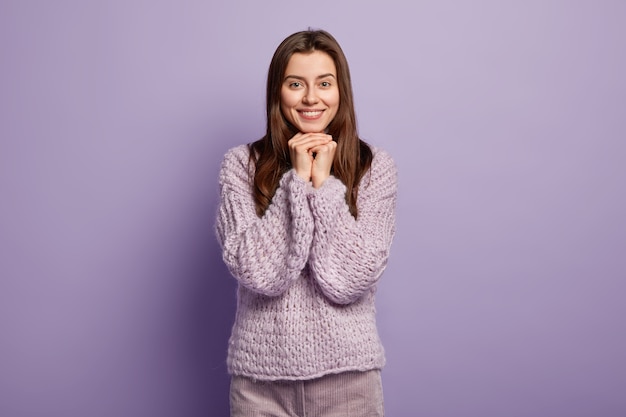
xmin=230 ymin=370 xmax=385 ymax=417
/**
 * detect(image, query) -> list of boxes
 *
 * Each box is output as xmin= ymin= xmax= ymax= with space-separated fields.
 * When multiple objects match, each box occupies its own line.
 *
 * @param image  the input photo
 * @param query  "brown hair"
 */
xmin=249 ymin=29 xmax=372 ymax=218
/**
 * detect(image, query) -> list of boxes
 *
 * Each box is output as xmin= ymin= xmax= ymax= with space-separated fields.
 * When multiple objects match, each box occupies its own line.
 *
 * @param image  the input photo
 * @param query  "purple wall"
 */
xmin=1 ymin=1 xmax=625 ymax=416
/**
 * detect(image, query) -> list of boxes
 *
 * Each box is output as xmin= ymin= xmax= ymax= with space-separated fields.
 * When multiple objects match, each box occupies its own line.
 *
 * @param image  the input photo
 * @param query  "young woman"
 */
xmin=216 ymin=29 xmax=397 ymax=417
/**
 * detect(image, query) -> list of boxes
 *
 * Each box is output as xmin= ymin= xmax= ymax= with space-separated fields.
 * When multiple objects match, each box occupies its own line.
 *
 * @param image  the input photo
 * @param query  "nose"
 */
xmin=302 ymin=88 xmax=319 ymax=105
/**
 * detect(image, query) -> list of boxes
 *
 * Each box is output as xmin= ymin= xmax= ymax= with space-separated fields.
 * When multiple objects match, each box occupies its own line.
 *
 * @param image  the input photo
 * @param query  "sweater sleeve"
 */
xmin=307 ymin=149 xmax=398 ymax=305
xmin=215 ymin=146 xmax=314 ymax=296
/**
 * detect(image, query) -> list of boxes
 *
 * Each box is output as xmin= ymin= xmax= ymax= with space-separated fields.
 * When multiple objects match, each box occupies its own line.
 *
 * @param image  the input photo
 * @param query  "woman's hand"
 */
xmin=288 ymin=133 xmax=335 ymax=187
xmin=310 ymin=138 xmax=336 ymax=189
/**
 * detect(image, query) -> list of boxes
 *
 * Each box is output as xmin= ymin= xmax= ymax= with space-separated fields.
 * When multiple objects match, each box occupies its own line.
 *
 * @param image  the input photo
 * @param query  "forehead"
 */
xmin=284 ymin=50 xmax=336 ymax=77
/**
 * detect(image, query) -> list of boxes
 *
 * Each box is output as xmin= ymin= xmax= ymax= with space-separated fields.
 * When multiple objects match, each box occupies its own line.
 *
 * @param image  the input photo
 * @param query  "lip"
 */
xmin=297 ymin=109 xmax=324 ymax=120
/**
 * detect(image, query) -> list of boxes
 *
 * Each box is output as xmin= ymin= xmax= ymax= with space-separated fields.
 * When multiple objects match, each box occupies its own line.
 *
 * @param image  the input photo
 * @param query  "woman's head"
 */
xmin=251 ymin=29 xmax=371 ymax=219
xmin=265 ymin=30 xmax=357 ymax=151
xmin=280 ymin=50 xmax=340 ymax=134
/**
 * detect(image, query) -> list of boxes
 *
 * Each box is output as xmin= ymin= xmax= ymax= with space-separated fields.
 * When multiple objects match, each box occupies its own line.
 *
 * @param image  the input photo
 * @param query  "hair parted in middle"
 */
xmin=249 ymin=29 xmax=373 ymax=218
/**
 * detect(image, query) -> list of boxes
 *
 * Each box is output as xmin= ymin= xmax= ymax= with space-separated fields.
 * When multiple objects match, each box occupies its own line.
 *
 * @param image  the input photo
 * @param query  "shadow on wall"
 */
xmin=188 ymin=116 xmax=260 ymax=415
xmin=203 ymin=237 xmax=236 ymax=416
xmin=182 ymin=162 xmax=237 ymax=416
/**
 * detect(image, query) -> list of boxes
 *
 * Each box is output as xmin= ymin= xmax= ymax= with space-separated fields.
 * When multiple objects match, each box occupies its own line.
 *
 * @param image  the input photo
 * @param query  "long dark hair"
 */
xmin=249 ymin=29 xmax=372 ymax=218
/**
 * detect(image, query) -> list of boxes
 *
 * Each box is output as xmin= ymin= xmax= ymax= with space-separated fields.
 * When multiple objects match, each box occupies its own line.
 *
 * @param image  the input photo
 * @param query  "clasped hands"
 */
xmin=288 ymin=132 xmax=336 ymax=189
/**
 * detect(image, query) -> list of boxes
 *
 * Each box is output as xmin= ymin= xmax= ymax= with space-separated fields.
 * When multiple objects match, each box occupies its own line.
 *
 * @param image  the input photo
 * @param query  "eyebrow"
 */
xmin=283 ymin=73 xmax=336 ymax=81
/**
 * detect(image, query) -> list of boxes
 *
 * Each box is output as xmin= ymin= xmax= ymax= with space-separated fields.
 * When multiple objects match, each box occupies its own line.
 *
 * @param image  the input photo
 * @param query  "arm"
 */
xmin=307 ymin=150 xmax=398 ymax=304
xmin=215 ymin=146 xmax=314 ymax=296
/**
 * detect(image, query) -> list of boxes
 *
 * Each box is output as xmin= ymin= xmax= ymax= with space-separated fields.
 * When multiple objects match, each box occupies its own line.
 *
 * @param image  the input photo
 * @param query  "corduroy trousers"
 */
xmin=230 ymin=370 xmax=384 ymax=417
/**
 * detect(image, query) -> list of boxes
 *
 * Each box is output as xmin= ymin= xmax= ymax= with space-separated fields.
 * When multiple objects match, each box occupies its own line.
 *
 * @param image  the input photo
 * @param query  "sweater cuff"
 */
xmin=283 ymin=170 xmax=315 ymax=260
xmin=307 ymin=176 xmax=347 ymax=220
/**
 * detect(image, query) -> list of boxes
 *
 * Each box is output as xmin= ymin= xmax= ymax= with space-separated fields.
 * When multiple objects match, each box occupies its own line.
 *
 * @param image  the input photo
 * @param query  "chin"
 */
xmin=301 ymin=123 xmax=328 ymax=133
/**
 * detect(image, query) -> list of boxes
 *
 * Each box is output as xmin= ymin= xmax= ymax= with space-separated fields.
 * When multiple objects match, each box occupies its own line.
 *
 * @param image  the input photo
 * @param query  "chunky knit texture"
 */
xmin=216 ymin=144 xmax=397 ymax=381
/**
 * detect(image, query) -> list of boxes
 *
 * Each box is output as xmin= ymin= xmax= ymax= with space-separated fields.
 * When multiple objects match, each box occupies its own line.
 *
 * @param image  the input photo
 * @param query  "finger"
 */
xmin=290 ymin=136 xmax=332 ymax=151
xmin=291 ymin=132 xmax=332 ymax=143
xmin=287 ymin=132 xmax=306 ymax=148
xmin=310 ymin=140 xmax=337 ymax=154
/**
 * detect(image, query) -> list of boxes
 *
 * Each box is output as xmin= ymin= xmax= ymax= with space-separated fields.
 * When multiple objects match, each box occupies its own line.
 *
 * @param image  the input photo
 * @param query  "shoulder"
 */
xmin=368 ymin=145 xmax=397 ymax=181
xmin=219 ymin=144 xmax=253 ymax=186
xmin=370 ymin=146 xmax=395 ymax=166
xmin=220 ymin=144 xmax=252 ymax=172
xmin=222 ymin=144 xmax=250 ymax=165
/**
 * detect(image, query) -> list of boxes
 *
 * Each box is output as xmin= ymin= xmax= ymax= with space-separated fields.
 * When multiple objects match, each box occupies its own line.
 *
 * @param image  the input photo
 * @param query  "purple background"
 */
xmin=1 ymin=1 xmax=625 ymax=416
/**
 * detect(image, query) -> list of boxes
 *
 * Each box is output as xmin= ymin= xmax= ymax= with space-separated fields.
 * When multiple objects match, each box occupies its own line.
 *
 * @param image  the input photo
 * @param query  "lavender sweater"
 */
xmin=215 ymin=144 xmax=397 ymax=381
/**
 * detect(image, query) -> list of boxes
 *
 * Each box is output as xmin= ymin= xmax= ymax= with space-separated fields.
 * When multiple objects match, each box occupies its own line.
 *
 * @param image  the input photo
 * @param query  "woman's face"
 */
xmin=280 ymin=51 xmax=340 ymax=134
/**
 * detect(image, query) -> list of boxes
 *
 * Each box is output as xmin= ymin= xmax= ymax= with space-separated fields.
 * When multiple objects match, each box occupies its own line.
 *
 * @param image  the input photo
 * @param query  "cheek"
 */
xmin=329 ymin=91 xmax=340 ymax=109
xmin=280 ymin=89 xmax=298 ymax=108
xmin=279 ymin=93 xmax=290 ymax=117
xmin=329 ymin=93 xmax=340 ymax=115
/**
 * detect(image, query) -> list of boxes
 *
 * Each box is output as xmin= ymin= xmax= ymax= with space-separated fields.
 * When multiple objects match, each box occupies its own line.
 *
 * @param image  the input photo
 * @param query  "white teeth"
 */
xmin=301 ymin=111 xmax=322 ymax=117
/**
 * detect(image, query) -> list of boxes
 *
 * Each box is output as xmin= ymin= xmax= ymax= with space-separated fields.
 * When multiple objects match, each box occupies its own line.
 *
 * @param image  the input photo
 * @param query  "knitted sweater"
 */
xmin=215 ymin=144 xmax=397 ymax=381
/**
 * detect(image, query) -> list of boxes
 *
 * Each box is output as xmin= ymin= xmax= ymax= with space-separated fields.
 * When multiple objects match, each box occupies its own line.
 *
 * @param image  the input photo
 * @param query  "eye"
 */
xmin=289 ymin=81 xmax=302 ymax=88
xmin=320 ymin=81 xmax=331 ymax=87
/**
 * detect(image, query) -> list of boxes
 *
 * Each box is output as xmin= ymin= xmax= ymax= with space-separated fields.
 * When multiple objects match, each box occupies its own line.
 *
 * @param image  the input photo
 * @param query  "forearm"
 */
xmin=216 ymin=151 xmax=314 ymax=296
xmin=307 ymin=158 xmax=397 ymax=304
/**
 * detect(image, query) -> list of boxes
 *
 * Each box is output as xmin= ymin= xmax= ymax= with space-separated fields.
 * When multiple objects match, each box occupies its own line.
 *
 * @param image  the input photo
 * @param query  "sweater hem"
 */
xmin=228 ymin=363 xmax=385 ymax=382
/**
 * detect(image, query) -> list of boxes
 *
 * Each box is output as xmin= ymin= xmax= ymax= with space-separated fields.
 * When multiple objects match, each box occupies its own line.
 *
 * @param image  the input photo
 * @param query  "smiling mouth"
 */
xmin=298 ymin=110 xmax=324 ymax=119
